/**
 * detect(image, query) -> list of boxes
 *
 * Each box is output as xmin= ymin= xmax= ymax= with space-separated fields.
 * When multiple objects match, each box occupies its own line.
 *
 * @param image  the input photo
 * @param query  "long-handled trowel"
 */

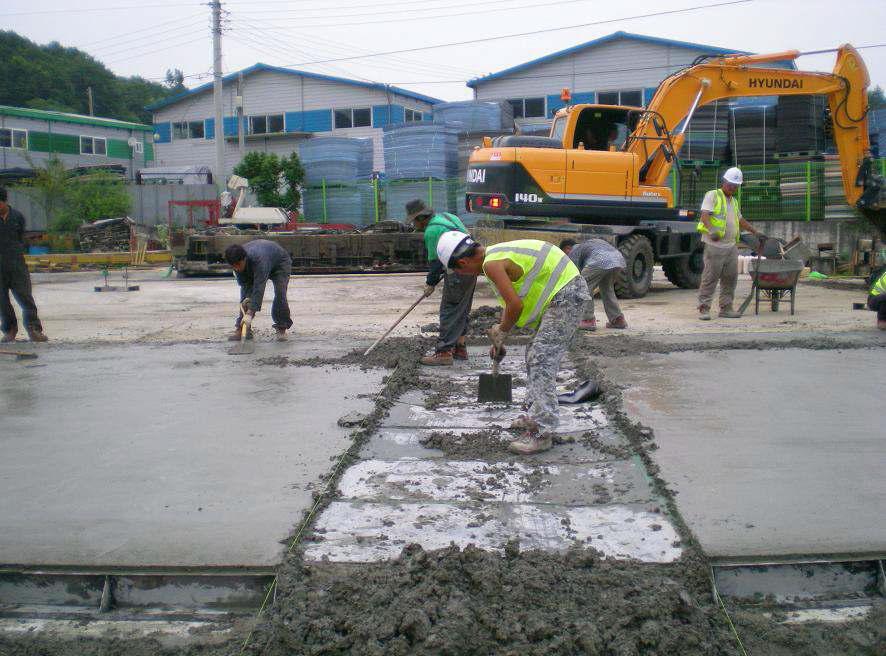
xmin=478 ymin=346 xmax=512 ymax=403
xmin=0 ymin=349 xmax=38 ymax=361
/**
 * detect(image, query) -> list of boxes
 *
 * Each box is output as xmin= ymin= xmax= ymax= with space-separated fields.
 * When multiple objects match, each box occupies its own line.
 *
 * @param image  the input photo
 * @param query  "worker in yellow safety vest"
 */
xmin=436 ymin=232 xmax=590 ymax=455
xmin=867 ymin=265 xmax=886 ymax=330
xmin=696 ymin=167 xmax=764 ymax=320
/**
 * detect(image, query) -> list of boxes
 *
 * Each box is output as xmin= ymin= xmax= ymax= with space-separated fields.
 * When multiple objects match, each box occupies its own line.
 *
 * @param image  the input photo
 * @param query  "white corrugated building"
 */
xmin=467 ymin=31 xmax=760 ymax=128
xmin=148 ymin=64 xmax=440 ymax=178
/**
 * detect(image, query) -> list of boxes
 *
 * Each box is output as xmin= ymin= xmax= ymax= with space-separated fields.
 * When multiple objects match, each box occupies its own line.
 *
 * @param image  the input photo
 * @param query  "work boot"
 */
xmin=227 ymin=327 xmax=254 ymax=341
xmin=579 ymin=318 xmax=597 ymax=331
xmin=509 ymin=433 xmax=553 ymax=455
xmin=606 ymin=316 xmax=628 ymax=329
xmin=275 ymin=328 xmax=288 ymax=342
xmin=718 ymin=308 xmax=742 ymax=318
xmin=698 ymin=306 xmax=711 ymax=321
xmin=1 ymin=327 xmax=16 ymax=343
xmin=420 ymin=349 xmax=453 ymax=366
xmin=509 ymin=415 xmax=540 ymax=433
xmin=453 ymin=344 xmax=469 ymax=360
xmin=27 ymin=328 xmax=48 ymax=343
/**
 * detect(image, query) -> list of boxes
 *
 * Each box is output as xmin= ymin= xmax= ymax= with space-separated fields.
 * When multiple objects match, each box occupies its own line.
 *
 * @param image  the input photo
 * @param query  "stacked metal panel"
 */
xmin=299 ymin=137 xmax=374 ymax=183
xmin=302 ymin=182 xmax=375 ymax=224
xmin=730 ymin=106 xmax=777 ymax=165
xmin=432 ymin=100 xmax=514 ymax=132
xmin=777 ymin=158 xmax=824 ymax=220
xmin=823 ymin=154 xmax=858 ymax=220
xmin=678 ymin=103 xmax=729 ymax=161
xmin=382 ymin=124 xmax=460 ymax=180
xmin=516 ymin=118 xmax=553 ymax=136
xmin=869 ymin=108 xmax=886 ymax=157
xmin=775 ymin=95 xmax=828 ymax=154
xmin=384 ymin=178 xmax=460 ymax=219
xmin=677 ymin=163 xmax=723 ymax=209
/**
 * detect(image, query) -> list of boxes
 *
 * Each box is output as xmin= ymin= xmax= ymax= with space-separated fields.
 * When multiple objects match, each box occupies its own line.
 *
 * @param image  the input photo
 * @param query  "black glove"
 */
xmin=426 ymin=260 xmax=445 ymax=287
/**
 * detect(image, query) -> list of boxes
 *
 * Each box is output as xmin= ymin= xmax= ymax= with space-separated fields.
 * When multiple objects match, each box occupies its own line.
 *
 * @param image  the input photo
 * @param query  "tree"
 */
xmin=233 ymin=151 xmax=305 ymax=210
xmin=60 ymin=172 xmax=131 ymax=232
xmin=19 ymin=156 xmax=68 ymax=229
xmin=164 ymin=68 xmax=187 ymax=94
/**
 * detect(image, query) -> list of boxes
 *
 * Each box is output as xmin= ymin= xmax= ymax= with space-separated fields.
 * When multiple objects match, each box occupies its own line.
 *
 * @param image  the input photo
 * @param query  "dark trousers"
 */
xmin=436 ymin=271 xmax=476 ymax=352
xmin=235 ymin=262 xmax=293 ymax=330
xmin=869 ymin=293 xmax=886 ymax=321
xmin=0 ymin=255 xmax=42 ymax=334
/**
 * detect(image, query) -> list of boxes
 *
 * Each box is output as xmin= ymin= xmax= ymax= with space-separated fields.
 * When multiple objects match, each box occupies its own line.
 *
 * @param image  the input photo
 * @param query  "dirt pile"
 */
xmin=257 ymin=337 xmax=433 ymax=370
xmin=421 ymin=305 xmax=534 ymax=340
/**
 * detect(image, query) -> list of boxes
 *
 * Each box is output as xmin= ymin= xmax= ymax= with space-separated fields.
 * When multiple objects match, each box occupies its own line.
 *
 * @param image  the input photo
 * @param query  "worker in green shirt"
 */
xmin=406 ymin=199 xmax=476 ymax=366
xmin=868 ymin=265 xmax=886 ymax=331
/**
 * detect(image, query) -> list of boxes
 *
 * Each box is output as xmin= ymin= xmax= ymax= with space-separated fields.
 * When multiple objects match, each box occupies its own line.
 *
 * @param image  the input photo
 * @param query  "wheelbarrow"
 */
xmin=749 ymin=258 xmax=804 ymax=315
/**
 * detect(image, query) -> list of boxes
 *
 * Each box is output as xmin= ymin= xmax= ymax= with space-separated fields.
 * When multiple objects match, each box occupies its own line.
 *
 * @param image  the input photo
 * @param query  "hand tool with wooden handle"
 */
xmin=364 ymin=292 xmax=426 ymax=356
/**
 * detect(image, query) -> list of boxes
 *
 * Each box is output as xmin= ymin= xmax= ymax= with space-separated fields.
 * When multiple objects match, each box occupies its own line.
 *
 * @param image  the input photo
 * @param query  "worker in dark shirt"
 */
xmin=0 ymin=186 xmax=47 ymax=343
xmin=224 ymin=240 xmax=293 ymax=341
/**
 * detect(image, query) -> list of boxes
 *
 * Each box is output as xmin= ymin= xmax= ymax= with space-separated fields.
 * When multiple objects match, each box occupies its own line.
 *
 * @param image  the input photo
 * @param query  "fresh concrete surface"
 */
xmin=0 ymin=343 xmax=381 ymax=568
xmin=599 ymin=348 xmax=886 ymax=558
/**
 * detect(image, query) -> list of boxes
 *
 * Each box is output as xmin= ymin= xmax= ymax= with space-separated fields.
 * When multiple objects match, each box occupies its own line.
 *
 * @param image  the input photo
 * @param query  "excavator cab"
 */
xmin=565 ymin=106 xmax=640 ymax=151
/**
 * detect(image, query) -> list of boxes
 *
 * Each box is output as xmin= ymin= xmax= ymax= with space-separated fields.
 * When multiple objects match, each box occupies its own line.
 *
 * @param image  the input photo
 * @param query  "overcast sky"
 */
xmin=4 ymin=0 xmax=885 ymax=103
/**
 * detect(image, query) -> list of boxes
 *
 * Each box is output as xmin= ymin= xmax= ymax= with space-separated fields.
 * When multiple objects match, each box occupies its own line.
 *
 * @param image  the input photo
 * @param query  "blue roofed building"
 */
xmin=147 ymin=64 xmax=440 ymax=178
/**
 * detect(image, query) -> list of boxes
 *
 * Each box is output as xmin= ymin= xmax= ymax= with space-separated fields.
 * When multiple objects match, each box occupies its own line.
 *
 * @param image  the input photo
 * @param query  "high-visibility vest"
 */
xmin=697 ymin=189 xmax=741 ymax=243
xmin=871 ymin=269 xmax=886 ymax=296
xmin=482 ymin=239 xmax=579 ymax=329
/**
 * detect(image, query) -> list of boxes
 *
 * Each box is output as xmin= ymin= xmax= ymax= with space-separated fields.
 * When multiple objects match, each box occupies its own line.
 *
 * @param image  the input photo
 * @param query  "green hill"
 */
xmin=0 ymin=30 xmax=176 ymax=125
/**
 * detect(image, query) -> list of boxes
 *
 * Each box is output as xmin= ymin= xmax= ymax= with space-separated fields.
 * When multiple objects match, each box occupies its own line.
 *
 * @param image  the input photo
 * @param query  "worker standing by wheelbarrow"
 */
xmin=696 ymin=167 xmax=764 ymax=320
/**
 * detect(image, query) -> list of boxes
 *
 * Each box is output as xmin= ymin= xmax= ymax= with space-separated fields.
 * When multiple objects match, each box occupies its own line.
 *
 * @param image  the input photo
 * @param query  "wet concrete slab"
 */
xmin=0 ymin=344 xmax=382 ymax=568
xmin=598 ymin=348 xmax=886 ymax=558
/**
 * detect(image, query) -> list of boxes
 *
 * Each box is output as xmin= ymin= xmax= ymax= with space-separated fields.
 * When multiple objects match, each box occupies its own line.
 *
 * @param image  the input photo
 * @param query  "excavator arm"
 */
xmin=632 ymin=45 xmax=885 ymax=236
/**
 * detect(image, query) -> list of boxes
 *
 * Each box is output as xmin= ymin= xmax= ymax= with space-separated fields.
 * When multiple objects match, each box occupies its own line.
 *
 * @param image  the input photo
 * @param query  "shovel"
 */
xmin=0 ymin=349 xmax=38 ymax=361
xmin=228 ymin=303 xmax=255 ymax=355
xmin=478 ymin=346 xmax=512 ymax=403
xmin=737 ymin=238 xmax=766 ymax=316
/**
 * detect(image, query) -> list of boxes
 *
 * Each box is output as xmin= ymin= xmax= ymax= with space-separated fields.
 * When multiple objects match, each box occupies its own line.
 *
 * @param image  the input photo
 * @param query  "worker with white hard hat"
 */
xmin=695 ymin=166 xmax=764 ymax=320
xmin=436 ymin=231 xmax=590 ymax=455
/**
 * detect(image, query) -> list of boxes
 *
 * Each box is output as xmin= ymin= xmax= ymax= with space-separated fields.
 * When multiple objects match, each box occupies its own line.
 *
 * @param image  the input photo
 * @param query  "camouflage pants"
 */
xmin=526 ymin=276 xmax=590 ymax=432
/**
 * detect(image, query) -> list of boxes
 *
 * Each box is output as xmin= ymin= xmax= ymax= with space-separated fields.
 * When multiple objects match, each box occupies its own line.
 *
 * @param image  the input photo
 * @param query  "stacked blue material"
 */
xmin=302 ymin=182 xmax=374 ymax=224
xmin=382 ymin=124 xmax=459 ymax=180
xmin=679 ymin=103 xmax=730 ymax=161
xmin=299 ymin=137 xmax=374 ymax=183
xmin=870 ymin=108 xmax=886 ymax=158
xmin=385 ymin=179 xmax=460 ymax=219
xmin=431 ymin=100 xmax=514 ymax=132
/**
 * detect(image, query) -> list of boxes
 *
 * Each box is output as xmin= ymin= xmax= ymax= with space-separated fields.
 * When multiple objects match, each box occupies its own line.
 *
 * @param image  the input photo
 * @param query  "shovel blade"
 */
xmin=478 ymin=372 xmax=512 ymax=403
xmin=227 ymin=340 xmax=255 ymax=355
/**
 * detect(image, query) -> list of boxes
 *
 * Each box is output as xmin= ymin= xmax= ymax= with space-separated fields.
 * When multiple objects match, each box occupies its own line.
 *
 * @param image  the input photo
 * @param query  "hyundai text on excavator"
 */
xmin=466 ymin=44 xmax=885 ymax=297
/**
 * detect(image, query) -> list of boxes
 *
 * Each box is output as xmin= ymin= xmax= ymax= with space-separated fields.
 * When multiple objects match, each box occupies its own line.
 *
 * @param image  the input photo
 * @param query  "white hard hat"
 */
xmin=723 ymin=167 xmax=743 ymax=185
xmin=436 ymin=230 xmax=474 ymax=267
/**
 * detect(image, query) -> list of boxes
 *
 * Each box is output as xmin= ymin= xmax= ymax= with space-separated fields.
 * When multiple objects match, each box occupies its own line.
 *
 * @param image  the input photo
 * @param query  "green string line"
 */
xmin=238 ymin=365 xmax=401 ymax=655
xmin=710 ymin=568 xmax=750 ymax=656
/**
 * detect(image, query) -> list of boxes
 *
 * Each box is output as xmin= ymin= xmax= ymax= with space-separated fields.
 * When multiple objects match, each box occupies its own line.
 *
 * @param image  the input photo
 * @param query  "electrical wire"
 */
xmin=79 ymin=11 xmax=206 ymax=48
xmin=90 ymin=18 xmax=209 ymax=58
xmin=240 ymin=0 xmax=586 ymax=20
xmin=0 ymin=2 xmax=197 ymax=17
xmin=267 ymin=0 xmax=755 ymax=66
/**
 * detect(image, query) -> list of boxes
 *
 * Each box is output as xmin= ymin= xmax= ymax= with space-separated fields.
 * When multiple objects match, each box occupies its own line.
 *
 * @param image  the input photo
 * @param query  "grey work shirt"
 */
xmin=568 ymin=239 xmax=626 ymax=272
xmin=0 ymin=207 xmax=27 ymax=259
xmin=234 ymin=239 xmax=291 ymax=312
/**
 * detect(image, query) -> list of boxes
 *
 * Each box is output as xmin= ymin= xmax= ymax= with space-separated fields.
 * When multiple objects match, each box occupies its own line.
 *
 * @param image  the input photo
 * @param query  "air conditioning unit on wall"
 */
xmin=127 ymin=137 xmax=144 ymax=154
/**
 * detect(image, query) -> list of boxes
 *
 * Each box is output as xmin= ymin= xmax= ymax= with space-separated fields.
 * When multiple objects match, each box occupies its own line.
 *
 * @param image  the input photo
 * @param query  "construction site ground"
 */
xmin=0 ymin=267 xmax=883 ymax=655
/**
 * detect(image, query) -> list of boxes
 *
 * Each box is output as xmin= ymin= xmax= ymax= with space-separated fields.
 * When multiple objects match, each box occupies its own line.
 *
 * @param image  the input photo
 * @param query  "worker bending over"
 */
xmin=437 ymin=232 xmax=589 ymax=455
xmin=560 ymin=238 xmax=627 ymax=331
xmin=407 ymin=199 xmax=475 ymax=366
xmin=696 ymin=167 xmax=763 ymax=320
xmin=868 ymin=265 xmax=886 ymax=330
xmin=0 ymin=186 xmax=47 ymax=343
xmin=224 ymin=240 xmax=293 ymax=342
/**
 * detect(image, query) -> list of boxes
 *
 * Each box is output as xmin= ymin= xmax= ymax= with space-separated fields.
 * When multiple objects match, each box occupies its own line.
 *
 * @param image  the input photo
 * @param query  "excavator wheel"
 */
xmin=662 ymin=244 xmax=704 ymax=289
xmin=614 ymin=234 xmax=655 ymax=299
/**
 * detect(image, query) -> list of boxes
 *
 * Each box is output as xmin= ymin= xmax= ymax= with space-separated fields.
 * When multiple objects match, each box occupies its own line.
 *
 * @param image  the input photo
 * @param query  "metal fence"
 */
xmin=301 ymin=159 xmax=886 ymax=225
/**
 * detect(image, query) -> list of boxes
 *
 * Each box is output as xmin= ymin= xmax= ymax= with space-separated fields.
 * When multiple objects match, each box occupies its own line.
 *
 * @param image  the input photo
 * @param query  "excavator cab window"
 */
xmin=572 ymin=107 xmax=636 ymax=151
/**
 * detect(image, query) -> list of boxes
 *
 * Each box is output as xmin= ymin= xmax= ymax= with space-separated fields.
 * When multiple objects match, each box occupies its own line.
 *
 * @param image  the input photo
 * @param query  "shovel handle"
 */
xmin=364 ymin=292 xmax=426 ymax=356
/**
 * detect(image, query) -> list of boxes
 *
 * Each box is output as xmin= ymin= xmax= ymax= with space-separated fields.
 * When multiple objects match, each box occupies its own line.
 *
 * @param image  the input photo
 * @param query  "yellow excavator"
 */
xmin=466 ymin=44 xmax=884 ymax=297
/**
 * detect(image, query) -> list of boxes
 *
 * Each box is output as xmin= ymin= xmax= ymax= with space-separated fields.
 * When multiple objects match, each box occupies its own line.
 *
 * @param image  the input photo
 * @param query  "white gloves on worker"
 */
xmin=487 ymin=324 xmax=509 ymax=360
xmin=423 ymin=284 xmax=436 ymax=298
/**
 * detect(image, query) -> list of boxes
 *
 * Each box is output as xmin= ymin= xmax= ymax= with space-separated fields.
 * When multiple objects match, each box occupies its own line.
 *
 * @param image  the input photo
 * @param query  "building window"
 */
xmin=0 ymin=128 xmax=27 ymax=149
xmin=249 ymin=114 xmax=285 ymax=135
xmin=80 ymin=136 xmax=107 ymax=156
xmin=173 ymin=121 xmax=205 ymax=140
xmin=507 ymin=97 xmax=546 ymax=119
xmin=404 ymin=108 xmax=423 ymax=123
xmin=334 ymin=107 xmax=372 ymax=129
xmin=597 ymin=89 xmax=643 ymax=107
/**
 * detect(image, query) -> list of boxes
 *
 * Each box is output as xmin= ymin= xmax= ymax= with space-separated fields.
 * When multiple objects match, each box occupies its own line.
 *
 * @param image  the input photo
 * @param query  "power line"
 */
xmin=239 ymin=0 xmax=566 ymax=18
xmin=79 ymin=12 xmax=206 ymax=48
xmin=90 ymin=19 xmax=209 ymax=57
xmin=1 ymin=2 xmax=196 ymax=17
xmin=269 ymin=0 xmax=754 ymax=66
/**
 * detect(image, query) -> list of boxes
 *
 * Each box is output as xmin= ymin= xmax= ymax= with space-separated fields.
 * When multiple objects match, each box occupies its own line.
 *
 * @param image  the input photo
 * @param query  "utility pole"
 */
xmin=87 ymin=87 xmax=94 ymax=116
xmin=237 ymin=71 xmax=245 ymax=156
xmin=211 ymin=0 xmax=225 ymax=190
